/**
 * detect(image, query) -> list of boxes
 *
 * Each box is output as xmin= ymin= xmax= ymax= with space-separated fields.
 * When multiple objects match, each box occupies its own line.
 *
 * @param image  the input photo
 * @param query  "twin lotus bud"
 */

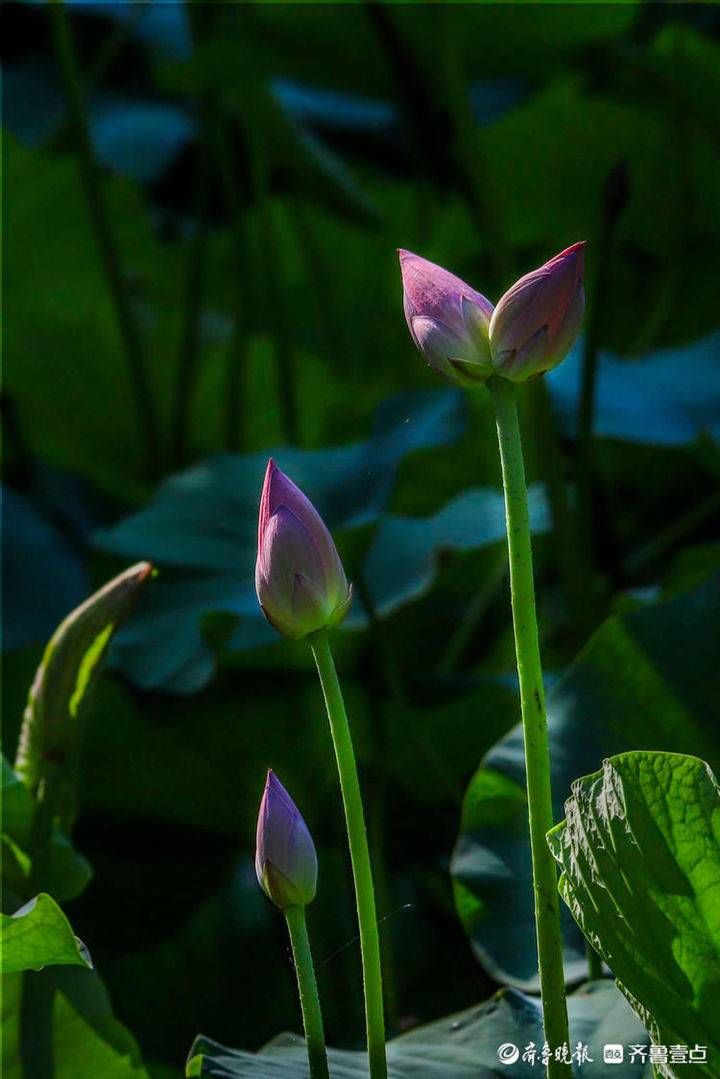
xmin=255 ymin=459 xmax=352 ymax=641
xmin=255 ymin=770 xmax=318 ymax=909
xmin=399 ymin=241 xmax=585 ymax=385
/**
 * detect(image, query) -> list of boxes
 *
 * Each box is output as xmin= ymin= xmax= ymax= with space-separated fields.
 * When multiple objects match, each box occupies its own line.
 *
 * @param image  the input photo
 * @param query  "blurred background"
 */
xmin=3 ymin=2 xmax=720 ymax=1076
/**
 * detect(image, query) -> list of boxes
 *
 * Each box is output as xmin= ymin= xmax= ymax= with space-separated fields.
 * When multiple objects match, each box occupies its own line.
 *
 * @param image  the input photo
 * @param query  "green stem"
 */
xmin=436 ymin=546 xmax=507 ymax=674
xmin=48 ymin=0 xmax=161 ymax=478
xmin=310 ymin=634 xmax=387 ymax=1079
xmin=487 ymin=376 xmax=571 ymax=1078
xmin=210 ymin=115 xmax=248 ymax=452
xmin=586 ymin=940 xmax=604 ymax=982
xmin=171 ymin=100 xmax=209 ymax=467
xmin=284 ymin=906 xmax=329 ymax=1079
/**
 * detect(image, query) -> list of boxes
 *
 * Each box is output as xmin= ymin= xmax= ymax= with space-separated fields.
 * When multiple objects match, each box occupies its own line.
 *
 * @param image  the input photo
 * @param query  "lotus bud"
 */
xmin=255 ymin=770 xmax=318 ymax=909
xmin=398 ymin=249 xmax=494 ymax=386
xmin=256 ymin=460 xmax=352 ymax=640
xmin=489 ymin=242 xmax=586 ymax=381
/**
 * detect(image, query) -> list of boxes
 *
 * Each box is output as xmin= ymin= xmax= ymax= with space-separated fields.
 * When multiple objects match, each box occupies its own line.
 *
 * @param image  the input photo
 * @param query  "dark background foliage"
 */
xmin=3 ymin=3 xmax=720 ymax=1076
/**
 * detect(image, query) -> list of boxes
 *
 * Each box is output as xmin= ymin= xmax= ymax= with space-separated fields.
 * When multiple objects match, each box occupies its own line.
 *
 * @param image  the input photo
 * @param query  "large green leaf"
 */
xmin=548 ymin=751 xmax=720 ymax=1078
xmin=3 ymin=137 xmax=183 ymax=500
xmin=451 ymin=575 xmax=720 ymax=988
xmin=2 ymin=967 xmax=150 ymax=1079
xmin=187 ymin=979 xmax=649 ymax=1077
xmin=1 ymin=893 xmax=91 ymax=974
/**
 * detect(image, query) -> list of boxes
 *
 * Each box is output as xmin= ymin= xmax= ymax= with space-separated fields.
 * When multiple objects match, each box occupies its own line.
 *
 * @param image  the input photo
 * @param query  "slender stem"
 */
xmin=310 ymin=634 xmax=387 ymax=1079
xmin=487 ymin=376 xmax=571 ymax=1077
xmin=48 ymin=0 xmax=161 ymax=477
xmin=210 ymin=115 xmax=248 ymax=452
xmin=530 ymin=381 xmax=591 ymax=639
xmin=436 ymin=546 xmax=507 ymax=674
xmin=171 ymin=96 xmax=210 ymax=467
xmin=586 ymin=940 xmax=604 ymax=982
xmin=575 ymin=224 xmax=610 ymax=571
xmin=284 ymin=906 xmax=329 ymax=1079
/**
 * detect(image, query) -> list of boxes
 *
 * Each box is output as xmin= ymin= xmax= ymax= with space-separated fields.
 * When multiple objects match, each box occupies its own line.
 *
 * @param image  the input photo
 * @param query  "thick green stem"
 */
xmin=310 ymin=634 xmax=387 ymax=1079
xmin=49 ymin=0 xmax=161 ymax=477
xmin=487 ymin=376 xmax=571 ymax=1077
xmin=284 ymin=906 xmax=329 ymax=1079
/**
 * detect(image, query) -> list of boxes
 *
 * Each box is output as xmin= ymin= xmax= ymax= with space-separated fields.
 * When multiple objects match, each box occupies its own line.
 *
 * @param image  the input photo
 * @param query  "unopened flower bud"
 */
xmin=489 ymin=242 xmax=585 ymax=381
xmin=255 ymin=770 xmax=318 ymax=909
xmin=255 ymin=460 xmax=352 ymax=640
xmin=398 ymin=249 xmax=494 ymax=386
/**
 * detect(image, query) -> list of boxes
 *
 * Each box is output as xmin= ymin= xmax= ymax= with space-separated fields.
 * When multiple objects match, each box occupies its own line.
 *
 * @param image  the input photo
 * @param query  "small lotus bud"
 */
xmin=489 ymin=242 xmax=586 ymax=381
xmin=398 ymin=249 xmax=494 ymax=386
xmin=255 ymin=770 xmax=318 ymax=909
xmin=256 ymin=460 xmax=352 ymax=640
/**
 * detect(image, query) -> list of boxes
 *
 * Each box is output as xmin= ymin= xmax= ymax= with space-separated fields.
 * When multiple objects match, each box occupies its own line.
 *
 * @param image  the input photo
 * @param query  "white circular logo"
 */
xmin=497 ymin=1043 xmax=520 ymax=1065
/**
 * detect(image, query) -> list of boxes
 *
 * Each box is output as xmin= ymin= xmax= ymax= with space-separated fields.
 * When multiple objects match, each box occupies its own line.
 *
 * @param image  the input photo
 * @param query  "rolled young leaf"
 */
xmin=14 ymin=562 xmax=154 ymax=813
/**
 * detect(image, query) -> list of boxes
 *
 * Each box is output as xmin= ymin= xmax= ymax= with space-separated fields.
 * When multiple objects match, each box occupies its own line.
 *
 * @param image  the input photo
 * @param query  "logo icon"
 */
xmin=497 ymin=1043 xmax=520 ymax=1065
xmin=603 ymin=1045 xmax=625 ymax=1064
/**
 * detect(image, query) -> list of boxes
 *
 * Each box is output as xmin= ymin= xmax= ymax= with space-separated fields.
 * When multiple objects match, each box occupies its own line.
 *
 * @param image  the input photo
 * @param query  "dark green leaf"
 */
xmin=452 ymin=575 xmax=720 ymax=988
xmin=2 ymin=966 xmax=150 ymax=1079
xmin=548 ymin=751 xmax=720 ymax=1077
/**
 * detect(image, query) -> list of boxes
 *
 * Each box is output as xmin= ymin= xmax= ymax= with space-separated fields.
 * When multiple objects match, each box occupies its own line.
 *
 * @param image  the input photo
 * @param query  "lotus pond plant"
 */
xmin=255 ymin=770 xmax=328 ymax=1079
xmin=8 ymin=238 xmax=719 ymax=1079
xmin=255 ymin=460 xmax=387 ymax=1077
xmin=400 ymin=242 xmax=586 ymax=1077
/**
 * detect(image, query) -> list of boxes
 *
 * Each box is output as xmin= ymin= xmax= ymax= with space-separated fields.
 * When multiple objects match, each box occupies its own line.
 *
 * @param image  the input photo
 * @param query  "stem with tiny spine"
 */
xmin=487 ymin=375 xmax=571 ymax=1078
xmin=284 ymin=905 xmax=329 ymax=1079
xmin=310 ymin=633 xmax=387 ymax=1079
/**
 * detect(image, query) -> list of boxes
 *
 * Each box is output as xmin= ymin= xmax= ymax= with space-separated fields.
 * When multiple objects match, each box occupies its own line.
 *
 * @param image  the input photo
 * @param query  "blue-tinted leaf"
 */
xmin=66 ymin=0 xmax=192 ymax=60
xmin=2 ymin=487 xmax=90 ymax=651
xmin=90 ymin=98 xmax=196 ymax=184
xmin=96 ymin=390 xmax=466 ymax=692
xmin=360 ymin=485 xmax=550 ymax=619
xmin=548 ymin=333 xmax=720 ymax=446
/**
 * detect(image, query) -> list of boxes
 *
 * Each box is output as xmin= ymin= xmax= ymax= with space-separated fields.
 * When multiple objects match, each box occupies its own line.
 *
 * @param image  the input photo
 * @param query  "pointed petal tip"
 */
xmin=559 ymin=240 xmax=586 ymax=265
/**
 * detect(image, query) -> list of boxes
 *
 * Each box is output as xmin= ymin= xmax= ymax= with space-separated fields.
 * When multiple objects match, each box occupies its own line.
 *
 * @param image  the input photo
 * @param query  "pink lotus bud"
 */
xmin=255 ymin=770 xmax=318 ymax=909
xmin=256 ymin=460 xmax=352 ymax=640
xmin=398 ymin=249 xmax=494 ymax=386
xmin=489 ymin=242 xmax=586 ymax=381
